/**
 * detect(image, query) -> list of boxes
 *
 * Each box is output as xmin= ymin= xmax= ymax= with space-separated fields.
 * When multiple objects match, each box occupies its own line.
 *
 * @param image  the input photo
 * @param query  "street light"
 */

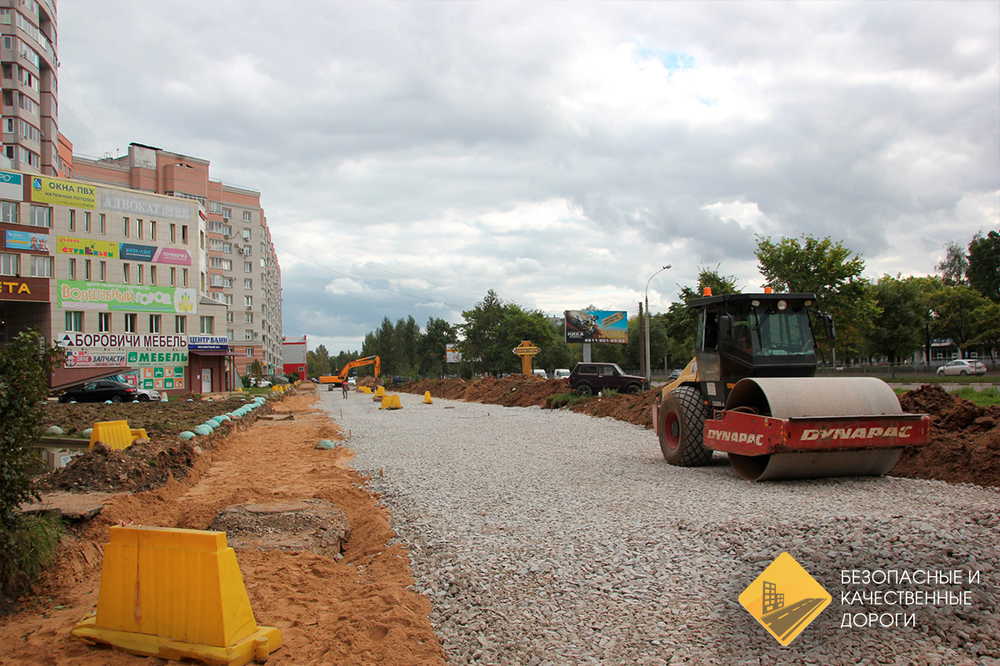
xmin=644 ymin=264 xmax=671 ymax=385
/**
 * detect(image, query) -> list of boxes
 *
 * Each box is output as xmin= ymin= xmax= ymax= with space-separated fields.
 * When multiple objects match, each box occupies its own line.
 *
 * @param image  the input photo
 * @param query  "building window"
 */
xmin=150 ymin=265 xmax=157 ymax=285
xmin=224 ymin=293 xmax=233 ymax=306
xmin=100 ymin=261 xmax=107 ymax=281
xmin=222 ymin=208 xmax=231 ymax=220
xmin=0 ymin=201 xmax=18 ymax=224
xmin=29 ymin=255 xmax=52 ymax=277
xmin=149 ymin=314 xmax=161 ymax=333
xmin=243 ymin=211 xmax=251 ymax=222
xmin=244 ymin=261 xmax=252 ymax=273
xmin=137 ymin=264 xmax=144 ymax=284
xmin=123 ymin=217 xmax=129 ymax=237
xmin=136 ymin=218 xmax=143 ymax=239
xmin=29 ymin=206 xmax=51 ymax=228
xmin=246 ymin=347 xmax=253 ymax=357
xmin=245 ymin=312 xmax=253 ymax=323
xmin=182 ymin=268 xmax=188 ymax=287
xmin=68 ymin=209 xmax=76 ymax=231
xmin=84 ymin=212 xmax=91 ymax=232
xmin=0 ymin=253 xmax=19 ymax=276
xmin=84 ymin=259 xmax=92 ymax=281
xmin=123 ymin=264 xmax=130 ymax=283
xmin=170 ymin=266 xmax=176 ymax=286
xmin=169 ymin=223 xmax=176 ymax=243
xmin=244 ymin=296 xmax=252 ymax=308
xmin=245 ymin=330 xmax=253 ymax=340
xmin=244 ymin=278 xmax=252 ymax=289
xmin=228 ymin=329 xmax=234 ymax=340
xmin=181 ymin=225 xmax=188 ymax=244
xmin=175 ymin=315 xmax=186 ymax=334
xmin=125 ymin=313 xmax=138 ymax=333
xmin=150 ymin=220 xmax=157 ymax=241
xmin=68 ymin=257 xmax=76 ymax=280
xmin=98 ymin=312 xmax=111 ymax=333
xmin=99 ymin=213 xmax=106 ymax=234
xmin=65 ymin=311 xmax=83 ymax=332
xmin=200 ymin=316 xmax=214 ymax=334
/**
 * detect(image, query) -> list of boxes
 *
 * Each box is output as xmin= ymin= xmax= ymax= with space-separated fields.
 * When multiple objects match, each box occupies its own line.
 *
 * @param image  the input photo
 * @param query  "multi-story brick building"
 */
xmin=70 ymin=143 xmax=283 ymax=380
xmin=0 ymin=0 xmax=60 ymax=176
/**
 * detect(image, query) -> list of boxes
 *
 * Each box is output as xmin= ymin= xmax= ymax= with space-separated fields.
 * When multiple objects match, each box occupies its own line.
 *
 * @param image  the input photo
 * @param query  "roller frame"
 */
xmin=703 ymin=409 xmax=930 ymax=457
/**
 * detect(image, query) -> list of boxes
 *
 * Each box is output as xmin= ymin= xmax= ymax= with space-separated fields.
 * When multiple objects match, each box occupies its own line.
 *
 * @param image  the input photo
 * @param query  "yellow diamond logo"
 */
xmin=739 ymin=552 xmax=831 ymax=646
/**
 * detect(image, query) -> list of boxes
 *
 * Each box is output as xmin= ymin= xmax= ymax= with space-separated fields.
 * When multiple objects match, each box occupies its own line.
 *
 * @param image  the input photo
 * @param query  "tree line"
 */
xmin=306 ymin=230 xmax=999 ymax=378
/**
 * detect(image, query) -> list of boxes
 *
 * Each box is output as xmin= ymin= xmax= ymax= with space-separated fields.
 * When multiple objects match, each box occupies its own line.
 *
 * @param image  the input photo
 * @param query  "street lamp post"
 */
xmin=644 ymin=264 xmax=671 ymax=385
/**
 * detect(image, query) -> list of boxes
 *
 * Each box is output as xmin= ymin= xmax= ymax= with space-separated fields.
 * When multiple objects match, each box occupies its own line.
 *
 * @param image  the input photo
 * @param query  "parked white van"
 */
xmin=533 ymin=369 xmax=548 ymax=379
xmin=553 ymin=369 xmax=571 ymax=380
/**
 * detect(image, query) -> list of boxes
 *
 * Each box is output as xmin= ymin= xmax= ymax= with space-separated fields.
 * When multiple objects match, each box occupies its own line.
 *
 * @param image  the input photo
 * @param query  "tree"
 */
xmin=418 ymin=317 xmax=457 ymax=377
xmin=970 ymin=300 xmax=1000 ymax=368
xmin=936 ymin=240 xmax=970 ymax=287
xmin=928 ymin=285 xmax=992 ymax=357
xmin=867 ymin=276 xmax=925 ymax=364
xmin=459 ymin=290 xmax=514 ymax=375
xmin=967 ymin=230 xmax=1000 ymax=303
xmin=307 ymin=344 xmax=332 ymax=378
xmin=755 ymin=234 xmax=877 ymax=360
xmin=659 ymin=267 xmax=742 ymax=368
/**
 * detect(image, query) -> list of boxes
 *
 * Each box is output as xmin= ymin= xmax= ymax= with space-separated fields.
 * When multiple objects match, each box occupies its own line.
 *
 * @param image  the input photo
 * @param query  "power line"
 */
xmin=60 ymin=62 xmax=120 ymax=155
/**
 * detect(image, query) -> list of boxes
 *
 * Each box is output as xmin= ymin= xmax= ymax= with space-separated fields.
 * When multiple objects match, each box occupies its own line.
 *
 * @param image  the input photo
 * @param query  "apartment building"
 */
xmin=71 ymin=143 xmax=283 ymax=379
xmin=0 ymin=0 xmax=60 ymax=175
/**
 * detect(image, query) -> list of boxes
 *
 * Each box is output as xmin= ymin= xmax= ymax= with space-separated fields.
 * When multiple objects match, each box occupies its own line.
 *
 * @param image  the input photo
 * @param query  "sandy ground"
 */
xmin=0 ymin=386 xmax=445 ymax=665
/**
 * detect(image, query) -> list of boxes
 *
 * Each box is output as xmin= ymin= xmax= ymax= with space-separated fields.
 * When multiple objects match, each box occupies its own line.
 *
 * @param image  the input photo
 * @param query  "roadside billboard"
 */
xmin=57 ymin=281 xmax=197 ymax=314
xmin=564 ymin=309 xmax=628 ymax=344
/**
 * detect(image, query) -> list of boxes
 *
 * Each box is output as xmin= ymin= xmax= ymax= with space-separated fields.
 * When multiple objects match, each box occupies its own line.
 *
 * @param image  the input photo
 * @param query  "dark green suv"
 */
xmin=569 ymin=363 xmax=647 ymax=396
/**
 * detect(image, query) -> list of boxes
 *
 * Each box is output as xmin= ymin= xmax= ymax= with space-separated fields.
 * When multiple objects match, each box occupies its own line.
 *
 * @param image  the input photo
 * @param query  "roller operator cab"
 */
xmin=653 ymin=291 xmax=929 ymax=481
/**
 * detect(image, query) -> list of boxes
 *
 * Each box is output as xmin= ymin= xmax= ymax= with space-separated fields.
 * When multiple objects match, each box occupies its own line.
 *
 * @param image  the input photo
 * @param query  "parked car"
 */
xmin=391 ymin=376 xmax=408 ymax=384
xmin=347 ymin=376 xmax=357 ymax=386
xmin=568 ymin=362 xmax=647 ymax=396
xmin=937 ymin=359 xmax=987 ymax=376
xmin=553 ymin=368 xmax=571 ymax=380
xmin=533 ymin=369 xmax=548 ymax=379
xmin=135 ymin=387 xmax=161 ymax=402
xmin=666 ymin=369 xmax=682 ymax=381
xmin=251 ymin=378 xmax=272 ymax=388
xmin=59 ymin=380 xmax=140 ymax=403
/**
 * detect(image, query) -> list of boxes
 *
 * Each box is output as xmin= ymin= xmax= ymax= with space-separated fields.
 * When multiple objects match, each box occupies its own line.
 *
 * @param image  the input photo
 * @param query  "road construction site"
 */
xmin=1 ymin=381 xmax=997 ymax=665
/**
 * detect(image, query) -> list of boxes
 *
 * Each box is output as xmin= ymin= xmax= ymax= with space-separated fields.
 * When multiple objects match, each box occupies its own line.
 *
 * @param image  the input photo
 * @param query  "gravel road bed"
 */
xmin=321 ymin=390 xmax=999 ymax=666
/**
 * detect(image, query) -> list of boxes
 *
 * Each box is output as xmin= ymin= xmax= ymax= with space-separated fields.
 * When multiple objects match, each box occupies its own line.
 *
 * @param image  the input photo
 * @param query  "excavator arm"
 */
xmin=319 ymin=355 xmax=381 ymax=385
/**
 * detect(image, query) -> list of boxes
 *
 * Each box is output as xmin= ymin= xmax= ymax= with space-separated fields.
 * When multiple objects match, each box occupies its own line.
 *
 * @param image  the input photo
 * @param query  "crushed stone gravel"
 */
xmin=321 ymin=390 xmax=999 ymax=666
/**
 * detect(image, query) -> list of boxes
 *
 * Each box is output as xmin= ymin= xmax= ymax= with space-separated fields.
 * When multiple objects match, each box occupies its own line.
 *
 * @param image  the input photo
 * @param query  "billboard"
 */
xmin=4 ymin=229 xmax=50 ymax=252
xmin=57 ymin=281 xmax=197 ymax=314
xmin=30 ymin=176 xmax=97 ymax=209
xmin=564 ymin=309 xmax=628 ymax=344
xmin=57 ymin=237 xmax=192 ymax=265
xmin=57 ymin=236 xmax=118 ymax=258
xmin=0 ymin=170 xmax=22 ymax=200
xmin=58 ymin=332 xmax=189 ymax=369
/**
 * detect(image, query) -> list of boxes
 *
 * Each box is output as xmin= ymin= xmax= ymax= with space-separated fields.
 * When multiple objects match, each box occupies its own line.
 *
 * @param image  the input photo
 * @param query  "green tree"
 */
xmin=867 ymin=276 xmax=925 ymax=365
xmin=307 ymin=344 xmax=332 ymax=377
xmin=393 ymin=316 xmax=420 ymax=377
xmin=659 ymin=267 xmax=742 ymax=368
xmin=1 ymin=331 xmax=64 ymax=598
xmin=928 ymin=285 xmax=992 ymax=357
xmin=970 ymin=300 xmax=1000 ymax=368
xmin=967 ymin=230 xmax=1000 ymax=303
xmin=418 ymin=317 xmax=457 ymax=377
xmin=459 ymin=290 xmax=514 ymax=375
xmin=937 ymin=240 xmax=970 ymax=287
xmin=755 ymin=234 xmax=877 ymax=360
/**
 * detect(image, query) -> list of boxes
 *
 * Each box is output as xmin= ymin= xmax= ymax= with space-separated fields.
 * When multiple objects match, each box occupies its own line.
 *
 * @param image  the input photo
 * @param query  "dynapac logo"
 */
xmin=707 ymin=430 xmax=765 ymax=446
xmin=802 ymin=426 xmax=914 ymax=441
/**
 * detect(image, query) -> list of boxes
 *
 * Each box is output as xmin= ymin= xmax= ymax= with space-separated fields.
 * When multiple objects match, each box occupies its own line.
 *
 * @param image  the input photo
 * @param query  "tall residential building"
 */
xmin=0 ymin=0 xmax=61 ymax=175
xmin=70 ymin=144 xmax=283 ymax=378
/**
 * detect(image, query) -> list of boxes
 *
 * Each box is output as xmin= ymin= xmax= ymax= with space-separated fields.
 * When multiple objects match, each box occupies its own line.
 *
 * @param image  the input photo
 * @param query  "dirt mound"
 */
xmin=399 ymin=376 xmax=570 ymax=406
xmin=893 ymin=385 xmax=1000 ymax=487
xmin=569 ymin=389 xmax=658 ymax=428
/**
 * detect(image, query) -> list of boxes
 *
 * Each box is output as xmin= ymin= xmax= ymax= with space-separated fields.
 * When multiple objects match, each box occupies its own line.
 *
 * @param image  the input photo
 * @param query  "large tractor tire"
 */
xmin=658 ymin=385 xmax=712 ymax=467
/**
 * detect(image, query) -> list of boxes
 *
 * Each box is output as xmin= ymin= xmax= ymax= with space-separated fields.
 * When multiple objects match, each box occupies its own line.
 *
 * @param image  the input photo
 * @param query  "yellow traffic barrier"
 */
xmin=372 ymin=385 xmax=386 ymax=402
xmin=359 ymin=386 xmax=372 ymax=394
xmin=71 ymin=525 xmax=281 ymax=665
xmin=379 ymin=394 xmax=403 ymax=410
xmin=423 ymin=391 xmax=433 ymax=404
xmin=89 ymin=421 xmax=148 ymax=451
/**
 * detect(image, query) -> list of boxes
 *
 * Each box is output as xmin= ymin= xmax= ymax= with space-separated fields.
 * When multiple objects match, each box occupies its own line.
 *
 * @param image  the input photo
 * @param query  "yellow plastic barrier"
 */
xmin=359 ymin=386 xmax=372 ymax=394
xmin=71 ymin=525 xmax=281 ymax=665
xmin=423 ymin=391 xmax=433 ymax=404
xmin=89 ymin=421 xmax=148 ymax=451
xmin=379 ymin=395 xmax=403 ymax=410
xmin=372 ymin=386 xmax=386 ymax=402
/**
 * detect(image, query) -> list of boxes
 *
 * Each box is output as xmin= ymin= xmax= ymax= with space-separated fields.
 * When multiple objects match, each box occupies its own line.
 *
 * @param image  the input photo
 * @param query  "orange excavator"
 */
xmin=319 ymin=355 xmax=381 ymax=391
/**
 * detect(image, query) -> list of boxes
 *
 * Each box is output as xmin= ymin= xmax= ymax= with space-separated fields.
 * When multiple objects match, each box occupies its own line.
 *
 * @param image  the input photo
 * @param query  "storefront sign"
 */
xmin=100 ymin=193 xmax=192 ymax=221
xmin=4 ymin=229 xmax=50 ymax=252
xmin=57 ymin=281 xmax=197 ymax=314
xmin=63 ymin=350 xmax=128 ymax=368
xmin=128 ymin=366 xmax=186 ymax=390
xmin=126 ymin=350 xmax=189 ymax=366
xmin=188 ymin=335 xmax=229 ymax=351
xmin=0 ymin=277 xmax=48 ymax=302
xmin=118 ymin=243 xmax=192 ymax=266
xmin=31 ymin=176 xmax=97 ymax=209
xmin=57 ymin=333 xmax=188 ymax=349
xmin=57 ymin=237 xmax=118 ymax=258
xmin=0 ymin=170 xmax=22 ymax=200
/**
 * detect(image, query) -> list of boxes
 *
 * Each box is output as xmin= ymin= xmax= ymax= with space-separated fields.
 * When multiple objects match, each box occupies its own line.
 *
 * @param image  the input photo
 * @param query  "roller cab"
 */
xmin=653 ymin=290 xmax=929 ymax=481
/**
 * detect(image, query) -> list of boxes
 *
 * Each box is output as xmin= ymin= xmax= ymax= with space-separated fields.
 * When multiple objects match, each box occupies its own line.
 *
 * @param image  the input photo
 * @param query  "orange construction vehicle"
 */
xmin=319 ymin=355 xmax=381 ymax=391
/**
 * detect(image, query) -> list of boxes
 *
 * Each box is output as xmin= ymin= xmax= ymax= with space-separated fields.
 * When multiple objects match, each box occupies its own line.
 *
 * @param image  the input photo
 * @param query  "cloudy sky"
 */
xmin=57 ymin=1 xmax=999 ymax=354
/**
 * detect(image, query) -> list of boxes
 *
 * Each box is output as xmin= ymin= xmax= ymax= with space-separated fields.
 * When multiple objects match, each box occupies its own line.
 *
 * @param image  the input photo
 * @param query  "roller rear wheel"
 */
xmin=658 ymin=386 xmax=712 ymax=466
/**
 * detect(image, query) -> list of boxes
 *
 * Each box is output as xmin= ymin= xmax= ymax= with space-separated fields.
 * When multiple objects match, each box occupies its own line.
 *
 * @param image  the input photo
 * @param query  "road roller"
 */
xmin=652 ymin=290 xmax=930 ymax=481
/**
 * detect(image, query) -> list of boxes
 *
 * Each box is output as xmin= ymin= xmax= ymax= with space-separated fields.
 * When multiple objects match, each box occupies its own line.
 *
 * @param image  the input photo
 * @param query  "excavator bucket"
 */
xmin=707 ymin=377 xmax=929 ymax=481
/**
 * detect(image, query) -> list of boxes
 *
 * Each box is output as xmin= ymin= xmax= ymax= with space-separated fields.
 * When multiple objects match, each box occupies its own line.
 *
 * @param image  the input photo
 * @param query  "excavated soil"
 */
xmin=1 ymin=385 xmax=444 ymax=665
xmin=398 ymin=377 xmax=999 ymax=488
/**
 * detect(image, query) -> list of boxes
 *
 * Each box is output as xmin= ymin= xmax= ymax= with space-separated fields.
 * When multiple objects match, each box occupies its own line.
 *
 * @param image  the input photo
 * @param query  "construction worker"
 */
xmin=342 ymin=378 xmax=349 ymax=399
